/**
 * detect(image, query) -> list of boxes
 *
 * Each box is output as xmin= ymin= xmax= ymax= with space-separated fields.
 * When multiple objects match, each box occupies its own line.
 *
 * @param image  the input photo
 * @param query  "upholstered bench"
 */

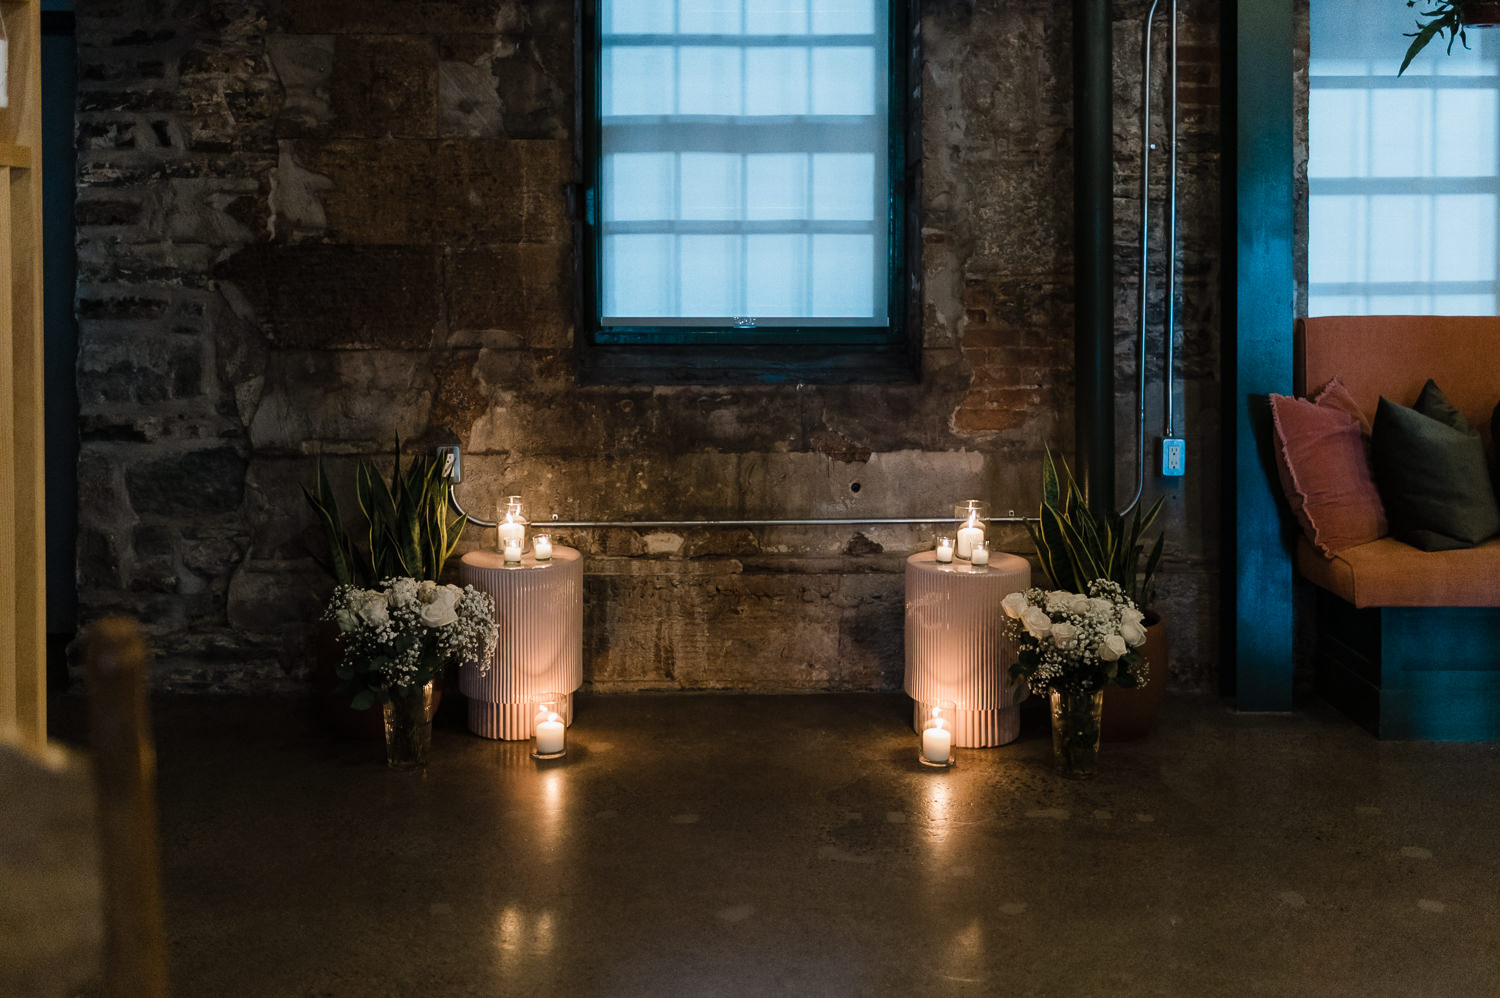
xmin=1286 ymin=316 xmax=1500 ymax=740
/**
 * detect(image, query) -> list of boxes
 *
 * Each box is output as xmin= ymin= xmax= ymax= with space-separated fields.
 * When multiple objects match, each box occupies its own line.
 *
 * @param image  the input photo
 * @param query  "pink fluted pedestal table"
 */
xmin=459 ymin=548 xmax=583 ymax=740
xmin=904 ymin=550 xmax=1031 ymax=747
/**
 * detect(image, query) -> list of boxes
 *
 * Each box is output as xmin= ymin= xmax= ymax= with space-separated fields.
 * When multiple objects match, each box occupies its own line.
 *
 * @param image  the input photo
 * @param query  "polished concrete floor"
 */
xmin=50 ymin=693 xmax=1500 ymax=997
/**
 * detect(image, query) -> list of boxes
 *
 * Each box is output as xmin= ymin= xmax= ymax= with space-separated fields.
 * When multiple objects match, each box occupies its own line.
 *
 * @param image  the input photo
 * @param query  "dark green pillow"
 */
xmin=1416 ymin=378 xmax=1473 ymax=433
xmin=1371 ymin=394 xmax=1500 ymax=551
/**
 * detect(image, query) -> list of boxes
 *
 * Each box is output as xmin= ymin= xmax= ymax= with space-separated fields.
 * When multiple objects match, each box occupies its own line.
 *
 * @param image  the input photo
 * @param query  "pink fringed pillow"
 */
xmin=1270 ymin=379 xmax=1388 ymax=556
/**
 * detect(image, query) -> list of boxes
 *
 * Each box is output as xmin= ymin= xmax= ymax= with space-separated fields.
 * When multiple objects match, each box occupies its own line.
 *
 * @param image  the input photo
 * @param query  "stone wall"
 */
xmin=74 ymin=0 xmax=1224 ymax=693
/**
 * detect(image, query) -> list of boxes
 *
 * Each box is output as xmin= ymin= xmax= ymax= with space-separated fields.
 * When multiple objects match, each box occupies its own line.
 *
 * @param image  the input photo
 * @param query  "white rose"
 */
xmin=1067 ymin=594 xmax=1091 ymax=615
xmin=1121 ymin=621 xmax=1147 ymax=647
xmin=1049 ymin=621 xmax=1079 ymax=648
xmin=1021 ymin=606 xmax=1053 ymax=640
xmin=356 ymin=593 xmax=389 ymax=628
xmin=385 ymin=578 xmax=419 ymax=608
xmin=1045 ymin=591 xmax=1072 ymax=615
xmin=419 ymin=587 xmax=462 ymax=628
xmin=1120 ymin=606 xmax=1145 ymax=628
xmin=417 ymin=580 xmax=439 ymax=603
xmin=1002 ymin=592 xmax=1028 ymax=619
xmin=335 ymin=607 xmax=358 ymax=632
xmin=1098 ymin=633 xmax=1127 ymax=662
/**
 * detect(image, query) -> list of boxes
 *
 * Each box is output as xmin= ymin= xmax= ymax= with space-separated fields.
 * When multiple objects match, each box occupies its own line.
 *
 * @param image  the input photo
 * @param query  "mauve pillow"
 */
xmin=1270 ymin=390 xmax=1388 ymax=556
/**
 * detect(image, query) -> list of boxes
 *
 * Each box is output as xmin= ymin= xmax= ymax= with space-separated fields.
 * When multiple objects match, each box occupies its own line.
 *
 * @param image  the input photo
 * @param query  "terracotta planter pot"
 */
xmin=1101 ymin=612 xmax=1168 ymax=742
xmin=1463 ymin=3 xmax=1500 ymax=27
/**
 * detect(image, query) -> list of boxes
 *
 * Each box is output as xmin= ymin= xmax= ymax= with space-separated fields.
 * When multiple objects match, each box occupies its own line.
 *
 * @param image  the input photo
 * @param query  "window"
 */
xmin=583 ymin=0 xmax=906 ymax=350
xmin=1309 ymin=1 xmax=1500 ymax=315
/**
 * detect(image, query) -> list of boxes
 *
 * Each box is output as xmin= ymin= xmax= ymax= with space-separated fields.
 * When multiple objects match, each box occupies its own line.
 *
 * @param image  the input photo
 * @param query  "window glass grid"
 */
xmin=1308 ymin=1 xmax=1500 ymax=316
xmin=597 ymin=0 xmax=891 ymax=329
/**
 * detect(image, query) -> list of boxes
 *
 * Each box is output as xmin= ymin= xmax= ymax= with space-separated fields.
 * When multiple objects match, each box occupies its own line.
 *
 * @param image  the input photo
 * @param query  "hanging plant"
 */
xmin=1400 ymin=1 xmax=1500 ymax=75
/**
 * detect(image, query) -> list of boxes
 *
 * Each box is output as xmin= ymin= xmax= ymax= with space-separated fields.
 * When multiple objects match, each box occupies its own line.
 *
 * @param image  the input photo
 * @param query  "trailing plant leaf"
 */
xmin=1400 ymin=2 xmax=1469 ymax=76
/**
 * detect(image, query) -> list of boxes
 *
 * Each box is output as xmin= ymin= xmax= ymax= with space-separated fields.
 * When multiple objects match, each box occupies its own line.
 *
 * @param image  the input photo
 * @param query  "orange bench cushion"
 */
xmin=1297 ymin=535 xmax=1500 ymax=608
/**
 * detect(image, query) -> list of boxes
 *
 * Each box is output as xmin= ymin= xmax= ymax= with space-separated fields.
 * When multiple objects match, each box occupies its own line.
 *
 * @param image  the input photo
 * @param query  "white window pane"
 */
xmin=680 ymin=153 xmax=742 ymax=221
xmin=1434 ymin=294 xmax=1497 ymax=313
xmin=679 ymin=235 xmax=739 ymax=315
xmin=1308 ymin=295 xmax=1367 ymax=317
xmin=812 ymin=153 xmax=874 ymax=220
xmin=1368 ymin=195 xmax=1431 ymax=282
xmin=1435 ymin=90 xmax=1498 ymax=176
xmin=606 ymin=235 xmax=673 ymax=316
xmin=1308 ymin=196 xmax=1368 ymax=284
xmin=1367 ymin=293 xmax=1429 ymax=313
xmin=1432 ymin=194 xmax=1496 ymax=279
xmin=747 ymin=0 xmax=807 ymax=34
xmin=812 ymin=0 xmax=873 ymax=34
xmin=606 ymin=48 xmax=675 ymax=115
xmin=607 ymin=154 xmax=675 ymax=221
xmin=746 ymin=235 xmax=808 ymax=315
xmin=812 ymin=48 xmax=875 ymax=115
xmin=746 ymin=48 xmax=809 ymax=115
xmin=680 ymin=0 xmax=742 ymax=35
xmin=812 ymin=234 xmax=874 ymax=317
xmin=1307 ymin=89 xmax=1367 ymax=178
xmin=679 ymin=47 xmax=742 ymax=115
xmin=1369 ymin=90 xmax=1431 ymax=177
xmin=606 ymin=0 xmax=673 ymax=34
xmin=746 ymin=154 xmax=807 ymax=219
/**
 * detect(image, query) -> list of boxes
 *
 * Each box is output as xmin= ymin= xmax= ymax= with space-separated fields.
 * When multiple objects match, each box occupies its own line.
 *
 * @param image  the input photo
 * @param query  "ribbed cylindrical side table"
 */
xmin=904 ymin=550 xmax=1031 ymax=747
xmin=459 ymin=548 xmax=583 ymax=740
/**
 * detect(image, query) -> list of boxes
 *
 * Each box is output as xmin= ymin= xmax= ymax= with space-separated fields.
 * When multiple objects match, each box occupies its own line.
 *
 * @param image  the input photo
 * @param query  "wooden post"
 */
xmin=84 ymin=618 xmax=169 ymax=998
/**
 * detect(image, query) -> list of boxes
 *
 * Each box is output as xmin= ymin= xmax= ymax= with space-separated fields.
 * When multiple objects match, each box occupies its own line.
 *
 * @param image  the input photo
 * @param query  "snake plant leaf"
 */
xmin=1041 ymin=446 xmax=1062 ymax=510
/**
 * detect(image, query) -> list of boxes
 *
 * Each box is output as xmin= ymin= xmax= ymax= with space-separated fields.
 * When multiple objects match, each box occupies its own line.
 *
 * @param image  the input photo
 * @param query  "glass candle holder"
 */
xmin=532 ymin=533 xmax=554 ymax=561
xmin=954 ymin=500 xmax=989 ymax=560
xmin=934 ymin=537 xmax=954 ymax=563
xmin=919 ymin=700 xmax=956 ymax=767
xmin=498 ymin=495 xmax=528 ymax=554
xmin=531 ymin=693 xmax=567 ymax=760
xmin=971 ymin=540 xmax=990 ymax=567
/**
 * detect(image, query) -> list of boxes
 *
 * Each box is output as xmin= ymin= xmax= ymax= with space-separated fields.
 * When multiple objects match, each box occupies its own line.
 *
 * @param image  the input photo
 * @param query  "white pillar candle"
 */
xmin=0 ymin=40 xmax=9 ymax=109
xmin=935 ymin=537 xmax=954 ymax=563
xmin=971 ymin=543 xmax=990 ymax=566
xmin=955 ymin=514 xmax=984 ymax=560
xmin=535 ymin=715 xmax=566 ymax=755
xmin=498 ymin=514 xmax=525 ymax=549
xmin=533 ymin=537 xmax=553 ymax=561
xmin=503 ymin=543 xmax=522 ymax=564
xmin=921 ymin=723 xmax=952 ymax=764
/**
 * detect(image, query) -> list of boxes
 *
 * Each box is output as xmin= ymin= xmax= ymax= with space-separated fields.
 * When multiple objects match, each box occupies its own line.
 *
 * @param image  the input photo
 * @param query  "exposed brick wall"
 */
xmin=74 ymin=0 xmax=1225 ymax=693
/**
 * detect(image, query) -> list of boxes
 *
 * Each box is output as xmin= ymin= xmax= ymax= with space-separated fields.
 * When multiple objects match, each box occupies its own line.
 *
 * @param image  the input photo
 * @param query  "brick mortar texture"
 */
xmin=74 ymin=0 xmax=1229 ymax=695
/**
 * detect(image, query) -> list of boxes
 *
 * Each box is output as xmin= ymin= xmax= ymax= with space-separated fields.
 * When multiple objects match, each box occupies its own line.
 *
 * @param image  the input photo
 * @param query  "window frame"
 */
xmin=578 ymin=0 xmax=913 ymax=371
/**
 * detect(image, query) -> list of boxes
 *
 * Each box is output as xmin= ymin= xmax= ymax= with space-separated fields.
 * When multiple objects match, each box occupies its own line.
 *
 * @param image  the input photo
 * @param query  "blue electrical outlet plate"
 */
xmin=1160 ymin=437 xmax=1186 ymax=477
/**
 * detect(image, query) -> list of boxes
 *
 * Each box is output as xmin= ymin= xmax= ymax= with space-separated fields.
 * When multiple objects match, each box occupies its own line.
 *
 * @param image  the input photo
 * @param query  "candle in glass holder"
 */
xmin=956 ymin=512 xmax=985 ymax=560
xmin=532 ymin=533 xmax=553 ymax=561
xmin=919 ymin=701 xmax=956 ymax=767
xmin=935 ymin=537 xmax=954 ymax=563
xmin=497 ymin=495 xmax=527 ymax=551
xmin=971 ymin=541 xmax=990 ymax=567
xmin=503 ymin=542 xmax=522 ymax=564
xmin=532 ymin=693 xmax=567 ymax=759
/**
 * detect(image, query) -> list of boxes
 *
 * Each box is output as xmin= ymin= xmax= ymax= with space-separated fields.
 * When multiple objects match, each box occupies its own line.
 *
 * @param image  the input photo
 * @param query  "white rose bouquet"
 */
xmin=324 ymin=577 xmax=498 ymax=709
xmin=1001 ymin=579 xmax=1149 ymax=694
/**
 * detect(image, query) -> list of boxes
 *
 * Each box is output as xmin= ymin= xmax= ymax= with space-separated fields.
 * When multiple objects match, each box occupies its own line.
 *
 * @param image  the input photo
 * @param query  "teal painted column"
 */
xmin=1222 ymin=0 xmax=1294 ymax=709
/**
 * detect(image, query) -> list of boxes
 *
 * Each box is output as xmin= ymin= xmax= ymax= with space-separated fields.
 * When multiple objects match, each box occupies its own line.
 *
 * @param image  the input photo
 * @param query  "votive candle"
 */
xmin=533 ymin=534 xmax=553 ymax=561
xmin=971 ymin=542 xmax=990 ymax=567
xmin=935 ymin=537 xmax=954 ymax=563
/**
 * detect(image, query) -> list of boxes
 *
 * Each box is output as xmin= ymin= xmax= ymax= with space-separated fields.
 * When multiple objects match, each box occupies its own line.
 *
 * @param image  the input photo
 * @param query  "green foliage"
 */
xmin=1024 ymin=446 xmax=1165 ymax=607
xmin=1400 ymin=1 xmax=1471 ymax=76
xmin=302 ymin=442 xmax=468 ymax=587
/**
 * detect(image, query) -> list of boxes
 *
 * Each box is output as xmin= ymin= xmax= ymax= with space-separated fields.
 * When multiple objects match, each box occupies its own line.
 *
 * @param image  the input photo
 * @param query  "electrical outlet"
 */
xmin=437 ymin=445 xmax=462 ymax=484
xmin=1160 ymin=437 xmax=1186 ymax=477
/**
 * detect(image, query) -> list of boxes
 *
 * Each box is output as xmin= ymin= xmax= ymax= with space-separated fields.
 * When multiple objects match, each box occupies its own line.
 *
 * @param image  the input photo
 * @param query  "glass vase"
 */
xmin=1049 ymin=687 xmax=1104 ymax=780
xmin=383 ymin=680 xmax=434 ymax=770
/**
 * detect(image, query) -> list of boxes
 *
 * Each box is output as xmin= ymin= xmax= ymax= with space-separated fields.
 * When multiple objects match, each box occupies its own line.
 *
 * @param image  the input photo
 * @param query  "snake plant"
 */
xmin=302 ymin=443 xmax=467 ymax=587
xmin=1025 ymin=446 xmax=1165 ymax=607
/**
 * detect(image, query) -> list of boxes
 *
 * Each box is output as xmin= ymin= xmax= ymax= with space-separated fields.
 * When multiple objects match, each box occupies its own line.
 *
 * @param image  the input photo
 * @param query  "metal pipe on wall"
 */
xmin=1073 ymin=0 xmax=1115 ymax=517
